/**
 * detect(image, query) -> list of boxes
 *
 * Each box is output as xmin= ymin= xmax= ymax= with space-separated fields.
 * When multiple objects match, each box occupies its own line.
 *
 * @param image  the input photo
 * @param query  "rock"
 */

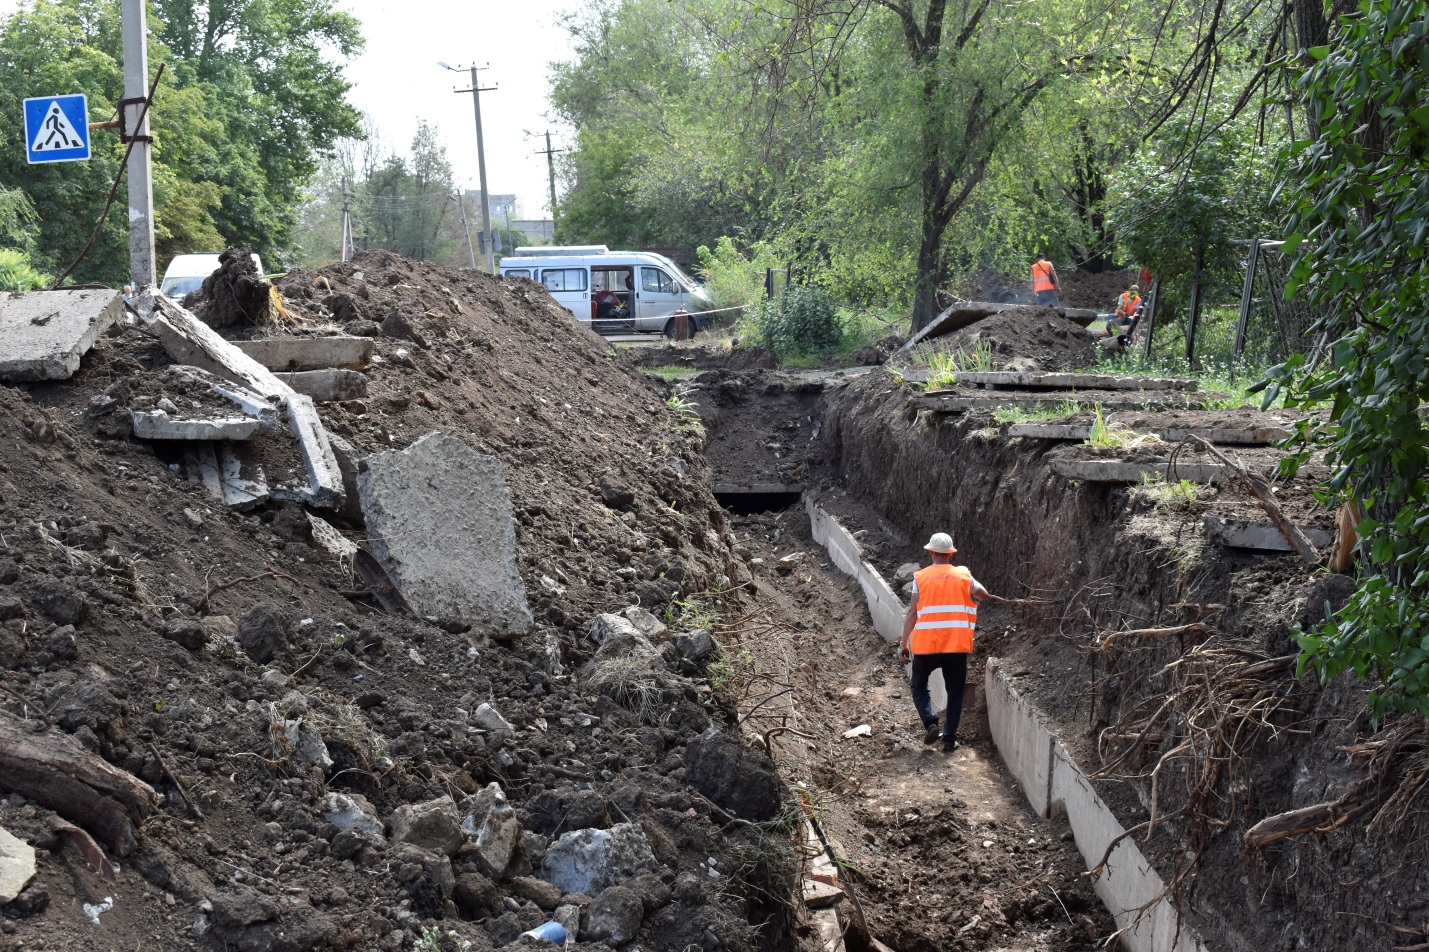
xmin=453 ymin=871 xmax=499 ymax=918
xmin=589 ymin=612 xmax=640 ymax=646
xmin=583 ymin=885 xmax=645 ymax=944
xmin=464 ymin=783 xmax=522 ymax=879
xmin=539 ymin=823 xmax=658 ymax=896
xmin=893 ymin=562 xmax=921 ymax=583
xmin=508 ymin=875 xmax=562 ymax=911
xmin=320 ymin=793 xmax=386 ymax=846
xmin=683 ymin=728 xmax=784 ymax=821
xmin=623 ymin=605 xmax=668 ymax=639
xmin=1004 ymin=356 xmax=1043 ymax=372
xmin=32 ymin=582 xmax=87 ymax=626
xmin=0 ymin=825 xmax=36 ymax=904
xmin=390 ymin=795 xmax=464 ymax=857
xmin=599 ymin=480 xmax=636 ymax=510
xmin=389 ymin=842 xmax=455 ymax=908
xmin=0 ymin=596 xmax=25 ymax=620
xmin=202 ymin=615 xmax=238 ymax=645
xmin=43 ymin=625 xmax=78 ymax=660
xmin=238 ymin=602 xmax=295 ymax=663
xmin=473 ymin=702 xmax=514 ymax=734
xmin=163 ymin=618 xmax=208 ymax=651
xmin=554 ymin=903 xmax=583 ymax=943
xmin=261 ymin=669 xmax=290 ymax=690
xmin=0 ymin=626 xmax=25 ymax=669
xmin=347 ymin=319 xmax=380 ymax=338
xmin=208 ymin=888 xmax=336 ymax=952
xmin=358 ymin=432 xmax=533 ymax=635
xmin=671 ymin=628 xmax=715 ymax=662
xmin=46 ymin=680 xmax=121 ymax=733
xmin=380 ymin=309 xmax=429 ymax=348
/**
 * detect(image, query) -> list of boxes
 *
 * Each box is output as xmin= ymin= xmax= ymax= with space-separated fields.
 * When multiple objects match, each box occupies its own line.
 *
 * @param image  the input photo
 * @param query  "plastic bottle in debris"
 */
xmin=520 ymin=921 xmax=567 ymax=944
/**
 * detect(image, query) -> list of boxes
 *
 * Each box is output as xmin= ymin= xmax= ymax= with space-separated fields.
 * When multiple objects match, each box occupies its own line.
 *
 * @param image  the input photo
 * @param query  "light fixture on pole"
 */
xmin=440 ymin=60 xmax=497 ymax=274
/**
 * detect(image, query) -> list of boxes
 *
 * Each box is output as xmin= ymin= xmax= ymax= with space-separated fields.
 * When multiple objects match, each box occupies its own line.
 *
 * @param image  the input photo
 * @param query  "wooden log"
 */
xmin=0 ymin=712 xmax=157 ymax=856
xmin=1244 ymin=791 xmax=1371 ymax=848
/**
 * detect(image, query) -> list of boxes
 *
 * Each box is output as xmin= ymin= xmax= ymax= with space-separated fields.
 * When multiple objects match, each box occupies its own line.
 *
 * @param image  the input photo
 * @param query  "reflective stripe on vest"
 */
xmin=1032 ymin=261 xmax=1055 ymax=292
xmin=911 ymin=564 xmax=977 ymax=654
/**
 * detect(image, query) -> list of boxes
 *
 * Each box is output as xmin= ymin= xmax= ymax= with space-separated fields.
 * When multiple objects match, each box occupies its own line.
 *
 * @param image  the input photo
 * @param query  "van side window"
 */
xmin=504 ymin=269 xmax=531 ymax=279
xmin=641 ymin=267 xmax=675 ymax=294
xmin=541 ymin=268 xmax=587 ymax=292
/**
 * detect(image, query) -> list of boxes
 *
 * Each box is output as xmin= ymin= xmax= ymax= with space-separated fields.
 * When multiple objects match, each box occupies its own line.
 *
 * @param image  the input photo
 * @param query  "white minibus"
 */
xmin=499 ymin=247 xmax=713 ymax=336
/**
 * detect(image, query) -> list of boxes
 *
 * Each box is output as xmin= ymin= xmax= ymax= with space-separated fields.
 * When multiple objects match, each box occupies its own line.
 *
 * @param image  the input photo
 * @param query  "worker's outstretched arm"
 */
xmin=971 ymin=578 xmax=990 ymax=602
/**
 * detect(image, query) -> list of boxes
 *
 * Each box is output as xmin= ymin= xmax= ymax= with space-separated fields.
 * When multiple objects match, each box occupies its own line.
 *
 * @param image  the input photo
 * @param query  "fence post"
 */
xmin=1140 ymin=280 xmax=1160 ymax=363
xmin=1234 ymin=239 xmax=1261 ymax=364
xmin=1185 ymin=241 xmax=1205 ymax=367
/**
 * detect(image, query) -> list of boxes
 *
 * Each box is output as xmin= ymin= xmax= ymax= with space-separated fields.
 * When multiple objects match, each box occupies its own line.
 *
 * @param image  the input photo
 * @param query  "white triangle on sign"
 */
xmin=30 ymin=101 xmax=84 ymax=152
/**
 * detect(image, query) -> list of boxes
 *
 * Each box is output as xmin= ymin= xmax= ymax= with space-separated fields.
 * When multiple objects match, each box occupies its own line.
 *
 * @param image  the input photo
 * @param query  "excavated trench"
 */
xmin=676 ymin=363 xmax=1428 ymax=952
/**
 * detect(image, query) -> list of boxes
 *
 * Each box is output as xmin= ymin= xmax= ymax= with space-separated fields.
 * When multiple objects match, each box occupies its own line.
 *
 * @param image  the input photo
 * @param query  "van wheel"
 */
xmin=662 ymin=317 xmax=697 ymax=340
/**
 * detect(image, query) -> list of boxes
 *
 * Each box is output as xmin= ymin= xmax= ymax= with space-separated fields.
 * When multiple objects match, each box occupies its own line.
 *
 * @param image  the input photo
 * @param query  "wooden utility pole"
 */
xmin=451 ymin=65 xmax=497 ymax=273
xmin=534 ymin=130 xmax=564 ymax=226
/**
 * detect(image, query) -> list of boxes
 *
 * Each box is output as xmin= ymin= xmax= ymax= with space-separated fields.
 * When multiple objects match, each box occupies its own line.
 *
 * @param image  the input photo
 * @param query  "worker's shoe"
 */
xmin=923 ymin=723 xmax=941 ymax=745
xmin=942 ymin=738 xmax=958 ymax=753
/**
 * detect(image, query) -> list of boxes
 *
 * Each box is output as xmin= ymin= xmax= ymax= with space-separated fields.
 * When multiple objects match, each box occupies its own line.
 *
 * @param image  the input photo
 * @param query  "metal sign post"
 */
xmin=121 ymin=0 xmax=156 ymax=287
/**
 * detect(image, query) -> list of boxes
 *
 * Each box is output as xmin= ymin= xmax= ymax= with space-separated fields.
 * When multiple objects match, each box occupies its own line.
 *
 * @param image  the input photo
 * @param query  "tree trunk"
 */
xmin=911 ymin=225 xmax=947 ymax=332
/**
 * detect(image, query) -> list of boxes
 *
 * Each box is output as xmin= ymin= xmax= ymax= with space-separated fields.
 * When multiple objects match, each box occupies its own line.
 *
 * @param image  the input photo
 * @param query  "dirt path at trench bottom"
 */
xmin=721 ymin=507 xmax=1112 ymax=952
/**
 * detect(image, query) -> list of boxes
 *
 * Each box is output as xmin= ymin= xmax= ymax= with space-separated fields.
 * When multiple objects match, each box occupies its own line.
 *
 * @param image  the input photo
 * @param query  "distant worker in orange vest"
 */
xmin=898 ymin=532 xmax=990 ymax=753
xmin=1031 ymin=253 xmax=1061 ymax=307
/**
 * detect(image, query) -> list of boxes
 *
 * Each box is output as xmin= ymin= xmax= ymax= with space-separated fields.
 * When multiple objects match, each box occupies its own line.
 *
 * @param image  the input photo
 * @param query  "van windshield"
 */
xmin=161 ymin=277 xmax=206 ymax=297
xmin=647 ymin=253 xmax=701 ymax=293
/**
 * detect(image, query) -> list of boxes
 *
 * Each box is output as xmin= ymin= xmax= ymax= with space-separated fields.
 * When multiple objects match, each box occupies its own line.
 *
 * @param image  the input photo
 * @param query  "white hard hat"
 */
xmin=924 ymin=532 xmax=956 ymax=554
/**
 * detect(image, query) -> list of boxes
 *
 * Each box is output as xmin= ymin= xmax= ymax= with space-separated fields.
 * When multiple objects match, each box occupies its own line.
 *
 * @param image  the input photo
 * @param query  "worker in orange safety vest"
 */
xmin=1031 ymin=253 xmax=1061 ymax=307
xmin=1115 ymin=285 xmax=1142 ymax=323
xmin=898 ymin=532 xmax=990 ymax=753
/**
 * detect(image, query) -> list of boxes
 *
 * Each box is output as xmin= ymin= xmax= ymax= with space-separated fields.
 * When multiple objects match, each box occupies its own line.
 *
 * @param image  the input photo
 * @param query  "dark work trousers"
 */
xmin=910 ymin=652 xmax=969 ymax=741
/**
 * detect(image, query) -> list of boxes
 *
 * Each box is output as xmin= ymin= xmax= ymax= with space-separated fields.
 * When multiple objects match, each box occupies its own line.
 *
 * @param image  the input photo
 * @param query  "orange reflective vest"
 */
xmin=1032 ymin=261 xmax=1056 ymax=293
xmin=911 ymin=564 xmax=978 ymax=654
xmin=1116 ymin=293 xmax=1141 ymax=320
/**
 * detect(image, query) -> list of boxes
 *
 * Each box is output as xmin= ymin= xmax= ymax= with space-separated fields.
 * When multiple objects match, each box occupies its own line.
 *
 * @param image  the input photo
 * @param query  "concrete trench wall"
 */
xmin=806 ymin=497 xmax=1208 ymax=952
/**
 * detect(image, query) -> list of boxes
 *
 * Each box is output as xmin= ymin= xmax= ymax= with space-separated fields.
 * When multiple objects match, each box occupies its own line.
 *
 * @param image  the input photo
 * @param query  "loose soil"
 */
xmin=910 ymin=309 xmax=1098 ymax=372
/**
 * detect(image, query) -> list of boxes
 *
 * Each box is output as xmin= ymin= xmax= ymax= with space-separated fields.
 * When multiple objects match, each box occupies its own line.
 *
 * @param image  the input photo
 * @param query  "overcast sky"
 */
xmin=0 ymin=0 xmax=579 ymax=219
xmin=343 ymin=0 xmax=578 ymax=219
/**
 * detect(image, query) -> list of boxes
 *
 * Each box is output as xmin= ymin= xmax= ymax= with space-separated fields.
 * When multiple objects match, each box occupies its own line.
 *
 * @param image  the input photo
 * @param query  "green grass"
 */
xmin=993 ymin=398 xmax=1084 ymax=424
xmin=923 ymin=338 xmax=995 ymax=390
xmin=1086 ymin=351 xmax=1269 ymax=410
xmin=1138 ymin=473 xmax=1204 ymax=507
xmin=644 ymin=365 xmax=702 ymax=381
xmin=1084 ymin=405 xmax=1162 ymax=448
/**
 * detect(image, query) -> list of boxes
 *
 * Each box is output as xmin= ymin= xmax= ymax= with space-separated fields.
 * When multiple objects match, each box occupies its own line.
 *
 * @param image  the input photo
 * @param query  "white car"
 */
xmin=160 ymin=252 xmax=264 ymax=298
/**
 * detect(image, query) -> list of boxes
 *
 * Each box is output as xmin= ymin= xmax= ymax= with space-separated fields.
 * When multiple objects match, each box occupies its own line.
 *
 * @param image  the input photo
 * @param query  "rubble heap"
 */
xmin=0 ymin=250 xmax=791 ymax=952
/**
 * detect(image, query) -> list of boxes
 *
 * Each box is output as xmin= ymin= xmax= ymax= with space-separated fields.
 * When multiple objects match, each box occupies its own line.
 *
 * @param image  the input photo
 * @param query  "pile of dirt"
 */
xmin=184 ymin=247 xmax=273 ymax=328
xmin=922 ymin=307 xmax=1098 ymax=371
xmin=947 ymin=265 xmax=1136 ymax=311
xmin=0 ymin=251 xmax=799 ymax=952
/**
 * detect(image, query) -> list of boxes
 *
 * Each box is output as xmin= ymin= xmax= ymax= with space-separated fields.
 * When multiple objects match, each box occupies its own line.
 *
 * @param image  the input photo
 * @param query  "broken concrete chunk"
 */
xmin=671 ymin=628 xmax=715 ymax=662
xmin=1202 ymin=515 xmax=1332 ymax=552
xmin=358 ymin=432 xmax=533 ymax=635
xmin=234 ymin=336 xmax=373 ymax=371
xmin=284 ymin=394 xmax=345 ymax=509
xmin=306 ymin=513 xmax=357 ymax=560
xmin=473 ymin=703 xmax=514 ymax=734
xmin=320 ymin=793 xmax=386 ymax=847
xmin=539 ymin=823 xmax=658 ymax=896
xmin=130 ymin=410 xmax=260 ymax=441
xmin=583 ymin=885 xmax=645 ymax=944
xmin=0 ymin=825 xmax=36 ymax=904
xmin=390 ymin=795 xmax=465 ymax=857
xmin=463 ymin=783 xmax=522 ymax=880
xmin=324 ymin=432 xmax=365 ymax=523
xmin=274 ymin=369 xmax=368 ymax=402
xmin=184 ymin=443 xmax=268 ymax=510
xmin=0 ymin=289 xmax=122 ymax=382
xmin=167 ymin=365 xmax=281 ymax=432
xmin=589 ymin=613 xmax=640 ymax=646
xmin=622 ymin=605 xmax=668 ymax=639
xmin=136 ymin=292 xmax=291 ymax=399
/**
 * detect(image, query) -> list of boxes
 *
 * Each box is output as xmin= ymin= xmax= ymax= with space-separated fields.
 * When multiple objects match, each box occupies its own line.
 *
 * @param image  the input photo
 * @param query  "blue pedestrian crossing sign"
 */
xmin=23 ymin=94 xmax=91 ymax=164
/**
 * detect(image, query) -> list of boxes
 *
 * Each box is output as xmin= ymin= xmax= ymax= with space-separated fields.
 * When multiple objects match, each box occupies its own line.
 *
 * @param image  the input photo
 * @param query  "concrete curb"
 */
xmin=985 ymin=660 xmax=1209 ymax=952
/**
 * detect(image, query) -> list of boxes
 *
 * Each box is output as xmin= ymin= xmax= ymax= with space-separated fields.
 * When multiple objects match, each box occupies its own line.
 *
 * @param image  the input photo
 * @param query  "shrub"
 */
xmin=750 ymin=286 xmax=843 ymax=356
xmin=0 ymin=248 xmax=51 ymax=292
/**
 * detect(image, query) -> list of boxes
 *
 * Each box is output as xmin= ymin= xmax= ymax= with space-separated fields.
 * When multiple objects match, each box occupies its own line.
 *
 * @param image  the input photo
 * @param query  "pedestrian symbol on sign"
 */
xmin=32 ymin=101 xmax=84 ymax=152
xmin=23 ymin=94 xmax=92 ymax=164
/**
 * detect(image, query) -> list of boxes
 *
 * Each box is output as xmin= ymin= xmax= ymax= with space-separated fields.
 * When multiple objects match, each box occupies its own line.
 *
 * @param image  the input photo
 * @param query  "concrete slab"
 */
xmin=185 ymin=443 xmax=268 ymax=509
xmin=167 ymin=366 xmax=281 ymax=431
xmin=1006 ymin=423 xmax=1291 ymax=445
xmin=1050 ymin=459 xmax=1228 ymax=484
xmin=913 ymin=394 xmax=1210 ymax=414
xmin=958 ymin=371 xmax=1198 ymax=391
xmin=802 ymin=879 xmax=844 ymax=909
xmin=0 ymin=288 xmax=123 ymax=381
xmin=712 ymin=482 xmax=805 ymax=495
xmin=284 ymin=394 xmax=345 ymax=509
xmin=275 ymin=369 xmax=368 ymax=402
xmin=986 ymin=661 xmax=1209 ymax=952
xmin=358 ymin=431 xmax=534 ymax=635
xmin=236 ymin=336 xmax=373 ymax=371
xmin=0 ymin=824 xmax=36 ymax=904
xmin=130 ymin=410 xmax=260 ymax=441
xmin=137 ymin=292 xmax=291 ymax=399
xmin=1203 ymin=515 xmax=1331 ymax=551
